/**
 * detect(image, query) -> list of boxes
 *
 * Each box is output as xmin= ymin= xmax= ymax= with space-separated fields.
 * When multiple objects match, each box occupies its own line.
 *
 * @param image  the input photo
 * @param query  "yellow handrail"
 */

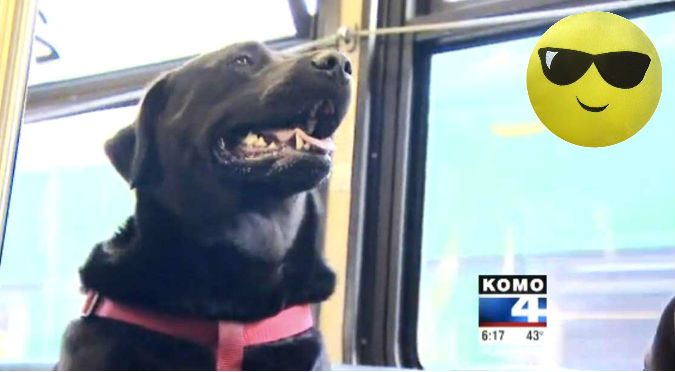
xmin=0 ymin=0 xmax=37 ymax=249
xmin=320 ymin=0 xmax=364 ymax=363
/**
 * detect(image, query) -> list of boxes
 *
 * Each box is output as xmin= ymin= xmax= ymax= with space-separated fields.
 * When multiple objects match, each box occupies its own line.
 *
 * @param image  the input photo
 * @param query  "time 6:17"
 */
xmin=481 ymin=330 xmax=504 ymax=341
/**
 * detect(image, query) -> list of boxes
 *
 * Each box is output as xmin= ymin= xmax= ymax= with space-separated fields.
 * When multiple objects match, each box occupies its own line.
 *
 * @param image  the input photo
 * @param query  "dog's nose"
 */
xmin=310 ymin=51 xmax=351 ymax=83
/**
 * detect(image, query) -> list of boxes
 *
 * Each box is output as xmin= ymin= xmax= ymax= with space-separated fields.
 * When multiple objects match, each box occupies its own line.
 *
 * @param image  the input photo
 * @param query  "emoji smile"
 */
xmin=576 ymin=97 xmax=609 ymax=112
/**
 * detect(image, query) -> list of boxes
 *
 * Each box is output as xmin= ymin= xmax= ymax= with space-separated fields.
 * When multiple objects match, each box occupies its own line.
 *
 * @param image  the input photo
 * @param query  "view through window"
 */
xmin=0 ymin=107 xmax=137 ymax=363
xmin=418 ymin=12 xmax=675 ymax=370
xmin=29 ymin=0 xmax=297 ymax=85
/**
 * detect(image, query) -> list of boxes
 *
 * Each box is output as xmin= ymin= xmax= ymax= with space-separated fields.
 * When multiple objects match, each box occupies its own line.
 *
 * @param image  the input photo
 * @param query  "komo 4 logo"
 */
xmin=479 ymin=275 xmax=547 ymax=323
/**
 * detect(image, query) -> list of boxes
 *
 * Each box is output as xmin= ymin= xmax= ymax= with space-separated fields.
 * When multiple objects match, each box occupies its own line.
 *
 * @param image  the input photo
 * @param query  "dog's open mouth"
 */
xmin=218 ymin=128 xmax=335 ymax=159
xmin=213 ymin=100 xmax=339 ymax=164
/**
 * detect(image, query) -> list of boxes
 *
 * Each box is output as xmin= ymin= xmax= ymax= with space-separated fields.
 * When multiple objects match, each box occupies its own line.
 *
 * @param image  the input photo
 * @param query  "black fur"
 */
xmin=645 ymin=297 xmax=675 ymax=370
xmin=57 ymin=42 xmax=351 ymax=370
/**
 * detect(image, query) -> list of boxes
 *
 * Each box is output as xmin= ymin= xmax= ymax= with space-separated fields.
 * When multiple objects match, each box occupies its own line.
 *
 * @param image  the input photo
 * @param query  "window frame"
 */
xmin=346 ymin=0 xmax=675 ymax=368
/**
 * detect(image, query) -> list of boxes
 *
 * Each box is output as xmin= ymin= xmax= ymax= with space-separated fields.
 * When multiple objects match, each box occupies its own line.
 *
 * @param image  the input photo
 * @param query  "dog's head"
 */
xmin=105 ymin=42 xmax=351 ymax=206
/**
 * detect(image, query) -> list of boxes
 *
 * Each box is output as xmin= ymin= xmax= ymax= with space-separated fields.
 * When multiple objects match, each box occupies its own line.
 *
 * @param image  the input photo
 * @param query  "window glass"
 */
xmin=29 ymin=0 xmax=297 ymax=85
xmin=0 ymin=107 xmax=137 ymax=363
xmin=418 ymin=12 xmax=674 ymax=370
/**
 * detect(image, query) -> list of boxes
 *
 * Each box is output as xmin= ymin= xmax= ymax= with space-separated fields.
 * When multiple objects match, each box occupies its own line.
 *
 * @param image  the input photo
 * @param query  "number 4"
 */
xmin=511 ymin=297 xmax=545 ymax=322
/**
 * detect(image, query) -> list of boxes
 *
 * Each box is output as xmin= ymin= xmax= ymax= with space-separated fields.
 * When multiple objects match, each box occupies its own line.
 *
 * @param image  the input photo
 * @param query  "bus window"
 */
xmin=28 ymin=0 xmax=297 ymax=86
xmin=418 ymin=12 xmax=674 ymax=370
xmin=0 ymin=108 xmax=136 ymax=362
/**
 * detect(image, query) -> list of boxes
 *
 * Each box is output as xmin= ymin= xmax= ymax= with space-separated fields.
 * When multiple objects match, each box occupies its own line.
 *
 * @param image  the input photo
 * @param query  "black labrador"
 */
xmin=56 ymin=41 xmax=351 ymax=370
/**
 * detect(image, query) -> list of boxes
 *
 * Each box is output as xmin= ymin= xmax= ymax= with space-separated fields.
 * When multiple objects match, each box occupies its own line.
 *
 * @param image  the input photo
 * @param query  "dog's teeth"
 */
xmin=218 ymin=137 xmax=226 ymax=150
xmin=268 ymin=142 xmax=278 ymax=149
xmin=256 ymin=136 xmax=267 ymax=147
xmin=295 ymin=132 xmax=304 ymax=150
xmin=242 ymin=132 xmax=258 ymax=147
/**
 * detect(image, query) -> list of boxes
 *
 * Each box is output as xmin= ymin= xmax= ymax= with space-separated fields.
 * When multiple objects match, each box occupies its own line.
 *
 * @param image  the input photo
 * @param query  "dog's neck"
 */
xmin=79 ymin=190 xmax=334 ymax=321
xmin=136 ymin=190 xmax=308 ymax=263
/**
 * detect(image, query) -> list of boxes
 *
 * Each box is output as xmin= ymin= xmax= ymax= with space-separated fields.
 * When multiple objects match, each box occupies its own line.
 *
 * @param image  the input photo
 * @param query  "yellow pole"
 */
xmin=0 ymin=0 xmax=37 ymax=249
xmin=320 ymin=0 xmax=364 ymax=363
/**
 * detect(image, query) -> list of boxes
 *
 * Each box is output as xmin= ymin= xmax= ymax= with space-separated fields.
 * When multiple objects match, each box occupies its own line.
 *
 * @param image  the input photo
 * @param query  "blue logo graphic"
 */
xmin=479 ymin=297 xmax=547 ymax=327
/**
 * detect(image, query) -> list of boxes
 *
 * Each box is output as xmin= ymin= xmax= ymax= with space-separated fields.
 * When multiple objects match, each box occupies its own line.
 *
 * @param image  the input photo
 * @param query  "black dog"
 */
xmin=645 ymin=296 xmax=675 ymax=370
xmin=57 ymin=42 xmax=351 ymax=370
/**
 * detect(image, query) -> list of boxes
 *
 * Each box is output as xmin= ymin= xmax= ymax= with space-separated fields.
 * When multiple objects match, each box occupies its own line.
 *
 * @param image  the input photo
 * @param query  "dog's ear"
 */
xmin=105 ymin=77 xmax=168 ymax=188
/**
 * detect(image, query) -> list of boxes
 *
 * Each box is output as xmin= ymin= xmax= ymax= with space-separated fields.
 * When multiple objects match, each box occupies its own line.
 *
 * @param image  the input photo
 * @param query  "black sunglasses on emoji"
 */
xmin=538 ymin=47 xmax=651 ymax=89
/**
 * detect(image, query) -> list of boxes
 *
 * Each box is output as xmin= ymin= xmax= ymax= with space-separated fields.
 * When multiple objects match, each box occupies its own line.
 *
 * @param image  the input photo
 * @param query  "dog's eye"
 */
xmin=230 ymin=55 xmax=253 ymax=67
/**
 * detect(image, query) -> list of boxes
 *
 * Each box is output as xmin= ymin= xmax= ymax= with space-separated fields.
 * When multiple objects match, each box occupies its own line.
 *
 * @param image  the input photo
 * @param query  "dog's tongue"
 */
xmin=271 ymin=128 xmax=336 ymax=151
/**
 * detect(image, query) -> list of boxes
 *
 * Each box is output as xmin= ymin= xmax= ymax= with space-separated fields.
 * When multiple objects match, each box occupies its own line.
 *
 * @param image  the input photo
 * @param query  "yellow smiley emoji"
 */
xmin=527 ymin=12 xmax=662 ymax=147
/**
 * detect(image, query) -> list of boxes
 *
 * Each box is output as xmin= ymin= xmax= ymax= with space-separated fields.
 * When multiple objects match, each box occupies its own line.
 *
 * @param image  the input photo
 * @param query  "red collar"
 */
xmin=82 ymin=292 xmax=314 ymax=370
